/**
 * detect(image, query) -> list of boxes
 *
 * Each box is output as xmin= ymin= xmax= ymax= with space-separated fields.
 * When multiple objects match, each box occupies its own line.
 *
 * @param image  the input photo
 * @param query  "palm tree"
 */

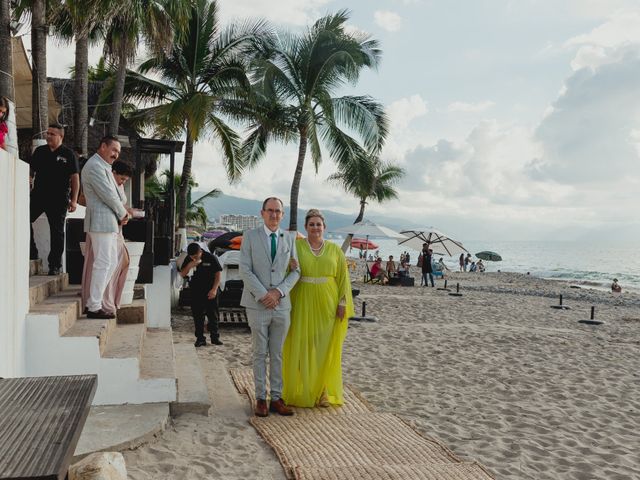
xmin=31 ymin=0 xmax=48 ymax=139
xmin=102 ymin=0 xmax=177 ymax=136
xmin=124 ymin=0 xmax=269 ymax=230
xmin=328 ymin=151 xmax=405 ymax=251
xmin=241 ymin=10 xmax=388 ymax=231
xmin=51 ymin=0 xmax=115 ymax=155
xmin=14 ymin=0 xmax=49 ymax=138
xmin=0 ymin=0 xmax=14 ymax=99
xmin=145 ymin=169 xmax=221 ymax=230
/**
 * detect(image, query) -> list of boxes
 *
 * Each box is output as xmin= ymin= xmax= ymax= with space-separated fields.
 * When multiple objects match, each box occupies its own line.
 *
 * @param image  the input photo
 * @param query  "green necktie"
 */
xmin=270 ymin=232 xmax=277 ymax=261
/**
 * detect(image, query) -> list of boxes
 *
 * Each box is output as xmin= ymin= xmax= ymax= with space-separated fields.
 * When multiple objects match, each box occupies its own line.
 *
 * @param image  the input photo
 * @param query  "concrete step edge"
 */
xmin=101 ymin=323 xmax=146 ymax=360
xmin=29 ymin=259 xmax=43 ymax=276
xmin=73 ymin=403 xmax=169 ymax=461
xmin=29 ymin=273 xmax=69 ymax=308
xmin=170 ymin=342 xmax=211 ymax=417
xmin=62 ymin=317 xmax=117 ymax=356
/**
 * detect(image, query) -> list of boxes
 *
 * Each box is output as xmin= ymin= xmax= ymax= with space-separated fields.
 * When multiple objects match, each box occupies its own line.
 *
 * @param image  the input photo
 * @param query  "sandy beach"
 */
xmin=123 ymin=269 xmax=640 ymax=479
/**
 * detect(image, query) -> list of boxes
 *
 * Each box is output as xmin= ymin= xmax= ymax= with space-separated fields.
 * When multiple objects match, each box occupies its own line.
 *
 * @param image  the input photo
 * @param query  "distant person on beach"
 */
xmin=386 ymin=255 xmax=397 ymax=277
xmin=418 ymin=243 xmax=428 ymax=285
xmin=464 ymin=253 xmax=472 ymax=272
xmin=437 ymin=257 xmax=450 ymax=276
xmin=398 ymin=259 xmax=409 ymax=277
xmin=370 ymin=258 xmax=389 ymax=284
xmin=239 ymin=197 xmax=300 ymax=418
xmin=459 ymin=253 xmax=465 ymax=272
xmin=611 ymin=278 xmax=622 ymax=293
xmin=469 ymin=261 xmax=477 ymax=272
xmin=477 ymin=259 xmax=486 ymax=272
xmin=422 ymin=248 xmax=435 ymax=287
xmin=180 ymin=242 xmax=223 ymax=347
xmin=282 ymin=209 xmax=354 ymax=408
xmin=0 ymin=96 xmax=9 ymax=150
xmin=405 ymin=252 xmax=411 ymax=264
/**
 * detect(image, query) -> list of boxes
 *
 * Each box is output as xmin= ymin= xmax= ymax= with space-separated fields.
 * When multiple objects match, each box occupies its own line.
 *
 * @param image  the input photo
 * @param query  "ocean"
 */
xmin=329 ymin=238 xmax=640 ymax=292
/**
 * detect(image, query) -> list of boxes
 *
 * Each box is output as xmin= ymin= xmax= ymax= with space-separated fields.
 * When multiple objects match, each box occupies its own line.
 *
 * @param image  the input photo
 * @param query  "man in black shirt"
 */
xmin=29 ymin=124 xmax=79 ymax=275
xmin=180 ymin=243 xmax=223 ymax=347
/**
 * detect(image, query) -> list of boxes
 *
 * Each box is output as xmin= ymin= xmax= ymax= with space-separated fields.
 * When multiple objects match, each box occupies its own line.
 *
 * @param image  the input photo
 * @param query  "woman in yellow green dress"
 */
xmin=282 ymin=209 xmax=354 ymax=407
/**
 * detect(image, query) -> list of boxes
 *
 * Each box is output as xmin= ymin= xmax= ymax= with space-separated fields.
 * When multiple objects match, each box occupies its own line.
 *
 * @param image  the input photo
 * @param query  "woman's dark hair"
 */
xmin=112 ymin=160 xmax=133 ymax=177
xmin=0 ymin=96 xmax=9 ymax=121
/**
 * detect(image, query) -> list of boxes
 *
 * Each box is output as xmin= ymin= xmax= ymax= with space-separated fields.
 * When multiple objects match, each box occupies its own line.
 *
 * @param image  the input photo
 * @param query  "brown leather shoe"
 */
xmin=254 ymin=399 xmax=268 ymax=417
xmin=269 ymin=398 xmax=294 ymax=416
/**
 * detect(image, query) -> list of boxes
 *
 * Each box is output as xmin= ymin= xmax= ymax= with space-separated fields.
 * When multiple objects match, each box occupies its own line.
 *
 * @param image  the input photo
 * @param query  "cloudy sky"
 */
xmin=45 ymin=0 xmax=640 ymax=241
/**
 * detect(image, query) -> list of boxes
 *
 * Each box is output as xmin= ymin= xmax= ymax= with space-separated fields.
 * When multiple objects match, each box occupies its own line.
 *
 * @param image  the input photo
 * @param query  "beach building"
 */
xmin=219 ymin=213 xmax=261 ymax=231
xmin=1 ymin=40 xmax=205 ymax=417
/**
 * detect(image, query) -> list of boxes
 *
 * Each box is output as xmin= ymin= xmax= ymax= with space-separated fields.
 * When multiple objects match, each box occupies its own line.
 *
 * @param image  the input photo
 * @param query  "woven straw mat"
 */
xmin=230 ymin=367 xmax=495 ymax=480
xmin=229 ymin=367 xmax=374 ymax=416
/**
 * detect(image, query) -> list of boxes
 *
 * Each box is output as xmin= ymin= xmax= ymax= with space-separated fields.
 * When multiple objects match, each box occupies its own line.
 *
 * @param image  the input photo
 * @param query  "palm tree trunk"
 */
xmin=74 ymin=32 xmax=89 ymax=155
xmin=178 ymin=126 xmax=193 ymax=229
xmin=288 ymin=128 xmax=307 ymax=232
xmin=340 ymin=200 xmax=367 ymax=252
xmin=0 ymin=0 xmax=14 ymax=100
xmin=354 ymin=199 xmax=366 ymax=223
xmin=32 ymin=0 xmax=48 ymax=140
xmin=108 ymin=54 xmax=127 ymax=136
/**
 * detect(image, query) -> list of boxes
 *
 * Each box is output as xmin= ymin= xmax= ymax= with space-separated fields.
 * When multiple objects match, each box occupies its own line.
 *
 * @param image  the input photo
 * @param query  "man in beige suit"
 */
xmin=239 ymin=197 xmax=300 ymax=417
xmin=82 ymin=136 xmax=129 ymax=319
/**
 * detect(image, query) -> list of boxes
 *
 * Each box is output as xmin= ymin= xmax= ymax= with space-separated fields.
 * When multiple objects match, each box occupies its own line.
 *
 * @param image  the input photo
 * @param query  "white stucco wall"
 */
xmin=0 ymin=148 xmax=30 ymax=377
xmin=146 ymin=265 xmax=172 ymax=328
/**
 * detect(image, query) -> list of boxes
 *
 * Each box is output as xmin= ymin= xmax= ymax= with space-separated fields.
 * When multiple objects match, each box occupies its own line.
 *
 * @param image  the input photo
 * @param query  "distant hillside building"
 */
xmin=219 ymin=214 xmax=261 ymax=231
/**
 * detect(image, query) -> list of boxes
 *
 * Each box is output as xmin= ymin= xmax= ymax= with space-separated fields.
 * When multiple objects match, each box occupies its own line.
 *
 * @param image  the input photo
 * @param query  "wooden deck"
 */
xmin=0 ymin=375 xmax=97 ymax=480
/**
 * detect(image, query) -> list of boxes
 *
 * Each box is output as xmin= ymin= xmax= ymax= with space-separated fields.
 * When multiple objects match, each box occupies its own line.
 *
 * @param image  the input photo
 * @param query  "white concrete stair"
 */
xmin=25 ymin=272 xmax=177 ymax=406
xmin=29 ymin=259 xmax=43 ymax=277
xmin=170 ymin=343 xmax=211 ymax=416
xmin=29 ymin=274 xmax=68 ymax=307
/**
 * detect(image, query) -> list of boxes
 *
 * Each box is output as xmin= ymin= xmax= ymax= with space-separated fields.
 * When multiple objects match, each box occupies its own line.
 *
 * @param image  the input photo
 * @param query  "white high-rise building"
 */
xmin=219 ymin=214 xmax=261 ymax=231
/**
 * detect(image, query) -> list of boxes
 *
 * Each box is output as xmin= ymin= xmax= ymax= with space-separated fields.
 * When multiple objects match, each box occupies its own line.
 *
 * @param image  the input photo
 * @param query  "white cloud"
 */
xmin=565 ymin=8 xmax=640 ymax=70
xmin=446 ymin=101 xmax=495 ymax=113
xmin=386 ymin=95 xmax=428 ymax=130
xmin=373 ymin=10 xmax=403 ymax=32
xmin=400 ymin=121 xmax=553 ymax=203
xmin=532 ymin=51 xmax=640 ymax=184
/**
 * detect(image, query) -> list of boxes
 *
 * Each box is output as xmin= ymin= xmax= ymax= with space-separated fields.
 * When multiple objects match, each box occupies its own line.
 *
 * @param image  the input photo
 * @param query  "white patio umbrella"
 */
xmin=398 ymin=228 xmax=469 ymax=257
xmin=334 ymin=220 xmax=406 ymax=239
xmin=333 ymin=219 xmax=405 ymax=255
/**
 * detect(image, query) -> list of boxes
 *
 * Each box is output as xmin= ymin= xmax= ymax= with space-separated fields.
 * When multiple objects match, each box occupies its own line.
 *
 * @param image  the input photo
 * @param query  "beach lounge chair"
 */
xmin=364 ymin=262 xmax=381 ymax=284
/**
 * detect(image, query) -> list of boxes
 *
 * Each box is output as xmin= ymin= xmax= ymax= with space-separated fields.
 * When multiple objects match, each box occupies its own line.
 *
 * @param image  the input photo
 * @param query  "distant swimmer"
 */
xmin=611 ymin=278 xmax=622 ymax=293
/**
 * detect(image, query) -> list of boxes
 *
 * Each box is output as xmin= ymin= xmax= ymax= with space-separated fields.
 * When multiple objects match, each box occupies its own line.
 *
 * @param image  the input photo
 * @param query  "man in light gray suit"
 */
xmin=82 ymin=136 xmax=129 ymax=319
xmin=239 ymin=197 xmax=300 ymax=417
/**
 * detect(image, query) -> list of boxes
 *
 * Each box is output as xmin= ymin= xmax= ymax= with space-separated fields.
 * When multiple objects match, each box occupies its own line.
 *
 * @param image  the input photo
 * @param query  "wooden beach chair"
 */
xmin=364 ymin=262 xmax=381 ymax=284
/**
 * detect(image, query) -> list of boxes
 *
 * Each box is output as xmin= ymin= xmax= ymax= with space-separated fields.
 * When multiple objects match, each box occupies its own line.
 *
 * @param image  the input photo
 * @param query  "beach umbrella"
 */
xmin=351 ymin=238 xmax=379 ymax=250
xmin=398 ymin=228 xmax=469 ymax=257
xmin=333 ymin=219 xmax=404 ymax=257
xmin=333 ymin=219 xmax=405 ymax=239
xmin=475 ymin=251 xmax=502 ymax=261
